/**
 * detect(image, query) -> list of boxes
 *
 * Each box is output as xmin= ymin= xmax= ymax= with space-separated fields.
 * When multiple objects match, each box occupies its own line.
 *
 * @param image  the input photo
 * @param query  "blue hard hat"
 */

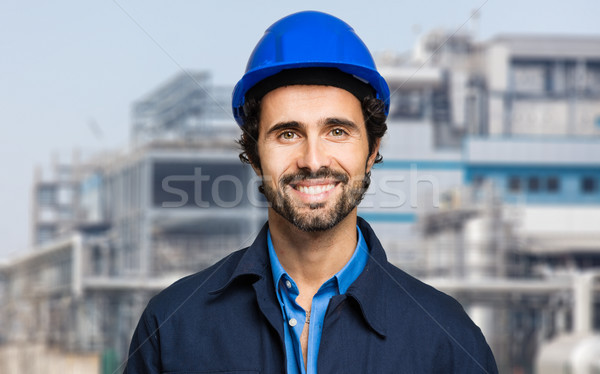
xmin=232 ymin=11 xmax=390 ymax=126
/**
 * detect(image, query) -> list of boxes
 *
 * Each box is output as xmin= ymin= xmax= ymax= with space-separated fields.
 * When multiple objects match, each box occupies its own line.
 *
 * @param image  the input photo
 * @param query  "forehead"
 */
xmin=259 ymin=85 xmax=364 ymax=129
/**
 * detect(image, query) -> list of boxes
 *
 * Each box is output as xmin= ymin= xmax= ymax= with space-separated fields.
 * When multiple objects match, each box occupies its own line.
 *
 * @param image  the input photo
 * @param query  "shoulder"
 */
xmin=144 ymin=247 xmax=248 ymax=320
xmin=381 ymin=263 xmax=497 ymax=371
xmin=383 ymin=264 xmax=468 ymax=321
xmin=381 ymin=263 xmax=487 ymax=343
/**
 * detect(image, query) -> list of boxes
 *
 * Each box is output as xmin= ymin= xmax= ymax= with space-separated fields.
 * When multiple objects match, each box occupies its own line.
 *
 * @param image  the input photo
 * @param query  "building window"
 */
xmin=36 ymin=226 xmax=56 ymax=244
xmin=546 ymin=176 xmax=560 ymax=193
xmin=389 ymin=91 xmax=424 ymax=120
xmin=508 ymin=176 xmax=521 ymax=193
xmin=472 ymin=175 xmax=485 ymax=188
xmin=581 ymin=176 xmax=598 ymax=194
xmin=37 ymin=185 xmax=56 ymax=206
xmin=512 ymin=61 xmax=548 ymax=94
xmin=528 ymin=177 xmax=541 ymax=192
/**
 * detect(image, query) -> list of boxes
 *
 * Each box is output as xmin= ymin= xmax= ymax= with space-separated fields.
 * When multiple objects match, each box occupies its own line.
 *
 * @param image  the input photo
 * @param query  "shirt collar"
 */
xmin=267 ymin=225 xmax=369 ymax=295
xmin=267 ymin=231 xmax=287 ymax=291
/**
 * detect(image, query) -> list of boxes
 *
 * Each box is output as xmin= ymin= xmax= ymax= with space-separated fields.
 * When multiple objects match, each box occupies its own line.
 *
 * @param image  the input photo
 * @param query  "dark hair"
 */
xmin=237 ymin=96 xmax=387 ymax=167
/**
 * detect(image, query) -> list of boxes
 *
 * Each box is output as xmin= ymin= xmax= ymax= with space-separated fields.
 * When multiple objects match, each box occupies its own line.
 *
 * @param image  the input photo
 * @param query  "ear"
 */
xmin=366 ymin=138 xmax=381 ymax=173
xmin=250 ymin=161 xmax=262 ymax=177
xmin=247 ymin=147 xmax=262 ymax=176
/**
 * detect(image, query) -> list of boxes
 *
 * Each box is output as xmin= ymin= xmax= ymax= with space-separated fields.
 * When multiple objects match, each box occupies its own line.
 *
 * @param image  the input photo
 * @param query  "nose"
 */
xmin=296 ymin=137 xmax=331 ymax=172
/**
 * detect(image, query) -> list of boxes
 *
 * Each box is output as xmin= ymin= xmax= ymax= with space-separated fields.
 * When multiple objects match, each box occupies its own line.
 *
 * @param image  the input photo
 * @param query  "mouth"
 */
xmin=287 ymin=179 xmax=342 ymax=205
xmin=293 ymin=182 xmax=337 ymax=195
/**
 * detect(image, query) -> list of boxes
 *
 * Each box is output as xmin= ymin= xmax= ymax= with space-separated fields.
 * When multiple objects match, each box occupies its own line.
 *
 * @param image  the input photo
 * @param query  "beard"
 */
xmin=261 ymin=167 xmax=370 ymax=232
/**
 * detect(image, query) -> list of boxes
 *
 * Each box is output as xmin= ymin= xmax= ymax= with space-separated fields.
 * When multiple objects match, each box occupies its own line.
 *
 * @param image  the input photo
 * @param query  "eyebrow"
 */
xmin=265 ymin=121 xmax=303 ymax=137
xmin=264 ymin=117 xmax=360 ymax=137
xmin=322 ymin=117 xmax=360 ymax=132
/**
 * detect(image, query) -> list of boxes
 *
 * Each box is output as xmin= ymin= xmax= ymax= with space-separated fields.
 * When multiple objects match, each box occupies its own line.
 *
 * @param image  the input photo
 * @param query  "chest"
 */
xmin=156 ymin=292 xmax=440 ymax=374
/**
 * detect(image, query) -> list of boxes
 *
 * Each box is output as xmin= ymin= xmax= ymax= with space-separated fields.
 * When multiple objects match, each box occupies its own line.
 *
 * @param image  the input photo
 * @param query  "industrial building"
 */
xmin=1 ymin=31 xmax=599 ymax=373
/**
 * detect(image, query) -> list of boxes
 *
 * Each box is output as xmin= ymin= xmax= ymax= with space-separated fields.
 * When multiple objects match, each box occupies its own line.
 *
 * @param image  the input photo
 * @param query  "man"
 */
xmin=125 ymin=11 xmax=497 ymax=373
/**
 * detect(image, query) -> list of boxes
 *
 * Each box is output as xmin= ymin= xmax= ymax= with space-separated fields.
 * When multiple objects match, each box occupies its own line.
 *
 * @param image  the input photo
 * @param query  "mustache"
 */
xmin=280 ymin=168 xmax=349 ymax=186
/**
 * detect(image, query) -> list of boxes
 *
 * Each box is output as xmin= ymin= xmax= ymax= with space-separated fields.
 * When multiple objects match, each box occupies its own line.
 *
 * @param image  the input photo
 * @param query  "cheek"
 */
xmin=257 ymin=153 xmax=287 ymax=180
xmin=259 ymin=139 xmax=298 ymax=167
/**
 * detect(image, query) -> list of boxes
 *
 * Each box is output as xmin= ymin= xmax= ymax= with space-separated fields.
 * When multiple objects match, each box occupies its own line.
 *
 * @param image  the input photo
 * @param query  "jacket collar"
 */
xmin=345 ymin=216 xmax=388 ymax=337
xmin=209 ymin=222 xmax=285 ymax=344
xmin=209 ymin=222 xmax=272 ymax=294
xmin=210 ymin=216 xmax=388 ymax=337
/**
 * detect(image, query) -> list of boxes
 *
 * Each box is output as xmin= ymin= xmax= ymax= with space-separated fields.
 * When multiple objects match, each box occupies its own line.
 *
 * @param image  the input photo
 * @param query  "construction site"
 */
xmin=1 ymin=29 xmax=600 ymax=373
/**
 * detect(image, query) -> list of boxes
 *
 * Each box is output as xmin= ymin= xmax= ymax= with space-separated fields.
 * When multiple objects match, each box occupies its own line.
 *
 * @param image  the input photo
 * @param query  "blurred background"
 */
xmin=1 ymin=1 xmax=599 ymax=373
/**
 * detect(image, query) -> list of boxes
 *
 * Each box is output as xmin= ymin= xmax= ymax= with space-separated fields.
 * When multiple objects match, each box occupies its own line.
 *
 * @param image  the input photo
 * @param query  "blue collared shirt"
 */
xmin=267 ymin=226 xmax=369 ymax=374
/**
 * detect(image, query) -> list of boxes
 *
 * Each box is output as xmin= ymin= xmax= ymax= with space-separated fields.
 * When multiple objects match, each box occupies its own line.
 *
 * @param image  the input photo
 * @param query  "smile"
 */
xmin=295 ymin=183 xmax=336 ymax=195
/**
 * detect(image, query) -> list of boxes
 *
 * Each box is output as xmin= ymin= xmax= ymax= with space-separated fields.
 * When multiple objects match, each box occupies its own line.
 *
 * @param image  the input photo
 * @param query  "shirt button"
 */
xmin=285 ymin=280 xmax=292 ymax=289
xmin=289 ymin=318 xmax=297 ymax=327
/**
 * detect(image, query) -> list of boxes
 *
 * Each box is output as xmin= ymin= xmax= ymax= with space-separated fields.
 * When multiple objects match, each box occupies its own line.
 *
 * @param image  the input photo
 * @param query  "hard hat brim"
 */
xmin=232 ymin=62 xmax=390 ymax=126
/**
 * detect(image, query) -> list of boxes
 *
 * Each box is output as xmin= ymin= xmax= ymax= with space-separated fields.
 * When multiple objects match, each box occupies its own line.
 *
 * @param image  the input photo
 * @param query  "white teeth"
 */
xmin=297 ymin=184 xmax=335 ymax=195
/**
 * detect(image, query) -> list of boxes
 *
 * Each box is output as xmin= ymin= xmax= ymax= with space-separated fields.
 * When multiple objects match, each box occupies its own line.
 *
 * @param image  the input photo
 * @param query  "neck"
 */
xmin=268 ymin=209 xmax=358 ymax=292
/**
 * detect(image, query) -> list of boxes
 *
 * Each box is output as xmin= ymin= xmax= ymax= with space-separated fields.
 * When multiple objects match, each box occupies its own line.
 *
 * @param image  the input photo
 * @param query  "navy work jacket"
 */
xmin=125 ymin=217 xmax=498 ymax=373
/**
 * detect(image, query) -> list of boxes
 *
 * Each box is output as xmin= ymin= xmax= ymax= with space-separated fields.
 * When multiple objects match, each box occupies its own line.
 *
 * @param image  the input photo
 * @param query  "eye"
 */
xmin=280 ymin=131 xmax=296 ymax=140
xmin=330 ymin=128 xmax=346 ymax=137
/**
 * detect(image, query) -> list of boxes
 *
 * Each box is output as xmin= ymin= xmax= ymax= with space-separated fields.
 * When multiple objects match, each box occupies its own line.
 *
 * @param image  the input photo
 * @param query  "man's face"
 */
xmin=255 ymin=85 xmax=379 ymax=231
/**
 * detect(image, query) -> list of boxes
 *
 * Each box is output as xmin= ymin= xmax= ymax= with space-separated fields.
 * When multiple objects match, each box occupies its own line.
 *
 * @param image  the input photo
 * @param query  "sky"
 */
xmin=1 ymin=0 xmax=598 ymax=259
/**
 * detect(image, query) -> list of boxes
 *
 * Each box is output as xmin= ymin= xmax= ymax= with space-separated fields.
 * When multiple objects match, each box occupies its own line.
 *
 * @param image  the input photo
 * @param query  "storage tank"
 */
xmin=536 ymin=273 xmax=600 ymax=374
xmin=535 ymin=334 xmax=600 ymax=374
